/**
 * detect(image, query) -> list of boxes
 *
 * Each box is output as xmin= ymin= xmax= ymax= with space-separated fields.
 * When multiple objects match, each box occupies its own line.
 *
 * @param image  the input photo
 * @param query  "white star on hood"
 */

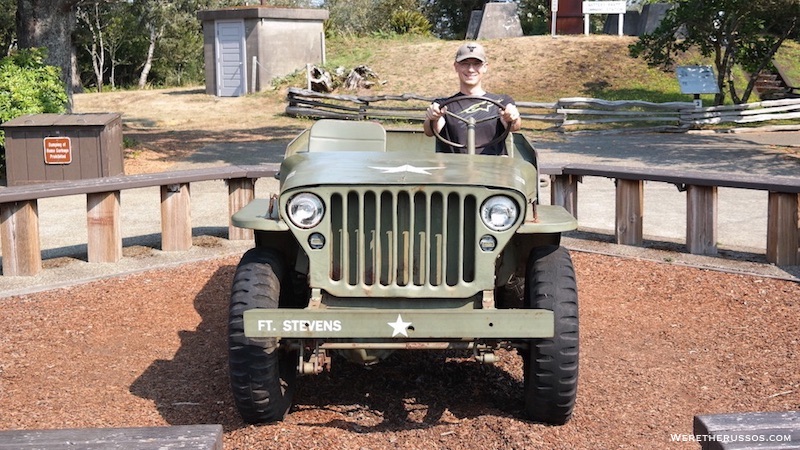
xmin=370 ymin=164 xmax=444 ymax=175
xmin=387 ymin=314 xmax=412 ymax=337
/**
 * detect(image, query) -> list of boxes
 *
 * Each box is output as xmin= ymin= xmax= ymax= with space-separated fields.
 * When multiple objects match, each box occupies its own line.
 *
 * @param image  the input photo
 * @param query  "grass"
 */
xmin=774 ymin=40 xmax=800 ymax=86
xmin=316 ymin=34 xmax=800 ymax=106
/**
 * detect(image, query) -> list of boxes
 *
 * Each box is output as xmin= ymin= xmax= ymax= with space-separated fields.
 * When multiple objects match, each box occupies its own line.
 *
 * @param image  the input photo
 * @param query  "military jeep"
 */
xmin=229 ymin=110 xmax=579 ymax=425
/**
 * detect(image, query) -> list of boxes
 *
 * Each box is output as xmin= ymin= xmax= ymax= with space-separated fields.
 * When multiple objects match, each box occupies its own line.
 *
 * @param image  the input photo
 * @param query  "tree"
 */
xmin=420 ymin=0 xmax=488 ymax=39
xmin=0 ymin=0 xmax=16 ymax=56
xmin=518 ymin=0 xmax=550 ymax=35
xmin=131 ymin=0 xmax=174 ymax=89
xmin=76 ymin=1 xmax=108 ymax=92
xmin=629 ymin=0 xmax=800 ymax=105
xmin=16 ymin=0 xmax=81 ymax=107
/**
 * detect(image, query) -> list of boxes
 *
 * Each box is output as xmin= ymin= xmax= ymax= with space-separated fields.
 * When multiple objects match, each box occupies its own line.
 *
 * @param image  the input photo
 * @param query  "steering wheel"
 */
xmin=429 ymin=94 xmax=512 ymax=155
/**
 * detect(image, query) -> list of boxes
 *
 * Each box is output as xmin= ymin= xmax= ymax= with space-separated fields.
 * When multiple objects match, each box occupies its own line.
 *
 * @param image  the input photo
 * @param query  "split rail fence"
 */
xmin=286 ymin=87 xmax=800 ymax=128
xmin=1 ymin=162 xmax=797 ymax=278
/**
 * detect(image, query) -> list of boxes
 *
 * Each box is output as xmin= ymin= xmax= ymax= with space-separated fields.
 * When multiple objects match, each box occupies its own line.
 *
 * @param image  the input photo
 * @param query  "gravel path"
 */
xmin=1 ymin=251 xmax=797 ymax=449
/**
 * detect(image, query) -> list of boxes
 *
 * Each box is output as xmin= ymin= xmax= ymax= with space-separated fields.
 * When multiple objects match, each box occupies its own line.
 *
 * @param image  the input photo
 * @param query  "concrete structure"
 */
xmin=637 ymin=3 xmax=672 ymax=35
xmin=604 ymin=2 xmax=672 ymax=36
xmin=197 ymin=7 xmax=328 ymax=97
xmin=466 ymin=2 xmax=523 ymax=40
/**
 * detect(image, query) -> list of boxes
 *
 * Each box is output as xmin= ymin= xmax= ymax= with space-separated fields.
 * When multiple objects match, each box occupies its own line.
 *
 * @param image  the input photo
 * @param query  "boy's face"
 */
xmin=454 ymin=58 xmax=487 ymax=88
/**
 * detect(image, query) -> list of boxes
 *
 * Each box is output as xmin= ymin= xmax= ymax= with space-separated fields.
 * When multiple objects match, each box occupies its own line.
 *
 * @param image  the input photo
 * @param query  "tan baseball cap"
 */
xmin=455 ymin=42 xmax=487 ymax=63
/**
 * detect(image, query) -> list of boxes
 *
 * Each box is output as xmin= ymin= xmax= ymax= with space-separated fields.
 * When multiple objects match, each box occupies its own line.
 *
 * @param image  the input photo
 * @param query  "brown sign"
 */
xmin=43 ymin=136 xmax=72 ymax=165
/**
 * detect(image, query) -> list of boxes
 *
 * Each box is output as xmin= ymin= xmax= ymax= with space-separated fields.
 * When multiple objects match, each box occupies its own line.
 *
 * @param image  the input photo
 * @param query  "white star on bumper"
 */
xmin=387 ymin=314 xmax=412 ymax=337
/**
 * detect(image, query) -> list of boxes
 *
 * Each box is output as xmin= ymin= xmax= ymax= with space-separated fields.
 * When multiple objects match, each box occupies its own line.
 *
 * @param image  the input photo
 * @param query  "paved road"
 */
xmin=1 ymin=129 xmax=798 ymax=297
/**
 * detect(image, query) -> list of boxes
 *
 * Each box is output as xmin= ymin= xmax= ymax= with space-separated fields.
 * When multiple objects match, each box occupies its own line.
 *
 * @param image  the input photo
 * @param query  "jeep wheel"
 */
xmin=228 ymin=248 xmax=297 ymax=423
xmin=522 ymin=245 xmax=579 ymax=425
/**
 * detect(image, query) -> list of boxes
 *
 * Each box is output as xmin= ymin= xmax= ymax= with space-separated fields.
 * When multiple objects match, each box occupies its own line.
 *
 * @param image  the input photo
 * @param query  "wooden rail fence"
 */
xmin=0 ymin=165 xmax=279 ymax=276
xmin=542 ymin=163 xmax=800 ymax=266
xmin=286 ymin=87 xmax=800 ymax=128
xmin=1 ymin=162 xmax=797 ymax=278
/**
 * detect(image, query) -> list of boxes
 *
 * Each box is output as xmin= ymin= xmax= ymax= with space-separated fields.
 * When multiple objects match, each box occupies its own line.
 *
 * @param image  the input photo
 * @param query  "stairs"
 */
xmin=755 ymin=62 xmax=800 ymax=100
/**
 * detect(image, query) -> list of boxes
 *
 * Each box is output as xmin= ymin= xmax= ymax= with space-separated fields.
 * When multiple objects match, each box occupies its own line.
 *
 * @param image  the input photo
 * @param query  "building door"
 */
xmin=215 ymin=20 xmax=246 ymax=97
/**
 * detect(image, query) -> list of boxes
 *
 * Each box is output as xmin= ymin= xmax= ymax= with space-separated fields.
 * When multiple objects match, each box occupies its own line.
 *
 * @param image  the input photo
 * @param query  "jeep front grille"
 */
xmin=328 ymin=189 xmax=477 ymax=290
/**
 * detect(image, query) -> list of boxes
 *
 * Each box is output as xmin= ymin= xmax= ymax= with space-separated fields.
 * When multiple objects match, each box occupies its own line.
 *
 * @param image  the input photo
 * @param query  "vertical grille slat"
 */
xmin=329 ymin=188 xmax=478 ymax=292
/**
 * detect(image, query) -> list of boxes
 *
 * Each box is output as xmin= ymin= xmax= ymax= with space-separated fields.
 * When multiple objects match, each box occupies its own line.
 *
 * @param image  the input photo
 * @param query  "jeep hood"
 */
xmin=280 ymin=152 xmax=537 ymax=198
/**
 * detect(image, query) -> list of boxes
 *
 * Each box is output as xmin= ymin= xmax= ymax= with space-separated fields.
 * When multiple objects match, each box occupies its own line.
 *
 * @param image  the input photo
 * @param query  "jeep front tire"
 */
xmin=522 ymin=245 xmax=579 ymax=425
xmin=228 ymin=248 xmax=297 ymax=423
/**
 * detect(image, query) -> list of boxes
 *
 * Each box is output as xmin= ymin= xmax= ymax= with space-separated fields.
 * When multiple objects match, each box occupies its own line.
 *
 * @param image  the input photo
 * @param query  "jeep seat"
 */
xmin=308 ymin=119 xmax=387 ymax=152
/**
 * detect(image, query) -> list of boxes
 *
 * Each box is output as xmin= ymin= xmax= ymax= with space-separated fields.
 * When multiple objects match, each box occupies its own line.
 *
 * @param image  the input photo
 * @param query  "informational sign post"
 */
xmin=676 ymin=65 xmax=720 ymax=108
xmin=43 ymin=136 xmax=72 ymax=165
xmin=582 ymin=1 xmax=626 ymax=36
xmin=551 ymin=0 xmax=559 ymax=37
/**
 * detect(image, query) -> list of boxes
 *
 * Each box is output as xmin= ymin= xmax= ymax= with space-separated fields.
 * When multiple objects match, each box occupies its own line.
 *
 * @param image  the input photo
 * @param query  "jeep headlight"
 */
xmin=480 ymin=195 xmax=518 ymax=231
xmin=286 ymin=193 xmax=324 ymax=229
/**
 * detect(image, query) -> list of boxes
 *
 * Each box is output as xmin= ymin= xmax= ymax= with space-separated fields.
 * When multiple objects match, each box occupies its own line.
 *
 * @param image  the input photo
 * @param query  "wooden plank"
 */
xmin=686 ymin=185 xmax=718 ymax=256
xmin=160 ymin=183 xmax=192 ymax=251
xmin=0 ymin=200 xmax=42 ymax=276
xmin=550 ymin=174 xmax=580 ymax=219
xmin=289 ymin=98 xmax=365 ymax=113
xmin=557 ymin=108 xmax=680 ymax=117
xmin=693 ymin=411 xmax=800 ymax=450
xmin=517 ymin=101 xmax=558 ymax=109
xmin=685 ymin=111 xmax=800 ymax=125
xmin=0 ymin=424 xmax=223 ymax=449
xmin=766 ymin=192 xmax=799 ymax=265
xmin=87 ymin=191 xmax=122 ymax=263
xmin=688 ymin=98 xmax=800 ymax=112
xmin=563 ymin=116 xmax=680 ymax=126
xmin=0 ymin=165 xmax=270 ymax=204
xmin=558 ymin=97 xmax=694 ymax=110
xmin=228 ymin=177 xmax=255 ymax=241
xmin=615 ymin=179 xmax=643 ymax=245
xmin=560 ymin=164 xmax=800 ymax=193
xmin=682 ymin=102 xmax=800 ymax=120
xmin=285 ymin=106 xmax=360 ymax=120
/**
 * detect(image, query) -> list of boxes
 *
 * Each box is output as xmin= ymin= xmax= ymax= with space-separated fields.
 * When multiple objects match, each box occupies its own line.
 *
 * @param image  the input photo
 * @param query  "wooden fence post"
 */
xmin=766 ymin=192 xmax=799 ymax=265
xmin=228 ymin=178 xmax=255 ymax=241
xmin=87 ymin=192 xmax=122 ymax=263
xmin=0 ymin=200 xmax=42 ymax=276
xmin=550 ymin=174 xmax=580 ymax=219
xmin=686 ymin=185 xmax=718 ymax=255
xmin=161 ymin=183 xmax=192 ymax=251
xmin=615 ymin=179 xmax=643 ymax=245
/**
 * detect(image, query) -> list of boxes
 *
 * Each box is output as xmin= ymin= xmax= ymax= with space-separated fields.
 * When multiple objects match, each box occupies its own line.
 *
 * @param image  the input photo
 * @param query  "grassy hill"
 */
xmin=316 ymin=34 xmax=800 ymax=105
xmin=72 ymin=35 xmax=798 ymax=174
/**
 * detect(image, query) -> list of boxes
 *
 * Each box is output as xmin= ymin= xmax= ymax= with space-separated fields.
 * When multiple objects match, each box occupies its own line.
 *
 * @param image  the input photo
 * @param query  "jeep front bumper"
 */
xmin=243 ymin=309 xmax=554 ymax=339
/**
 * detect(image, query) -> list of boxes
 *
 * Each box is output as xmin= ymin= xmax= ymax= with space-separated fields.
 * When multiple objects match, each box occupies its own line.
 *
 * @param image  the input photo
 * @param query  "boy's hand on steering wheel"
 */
xmin=426 ymin=102 xmax=447 ymax=121
xmin=502 ymin=103 xmax=520 ymax=125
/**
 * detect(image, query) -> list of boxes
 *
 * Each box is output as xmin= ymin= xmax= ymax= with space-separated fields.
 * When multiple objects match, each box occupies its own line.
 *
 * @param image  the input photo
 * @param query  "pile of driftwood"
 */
xmin=308 ymin=65 xmax=383 ymax=93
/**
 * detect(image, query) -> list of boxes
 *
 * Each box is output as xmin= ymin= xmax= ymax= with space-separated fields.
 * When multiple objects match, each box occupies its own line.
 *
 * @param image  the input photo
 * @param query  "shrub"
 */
xmin=389 ymin=9 xmax=432 ymax=35
xmin=0 ymin=48 xmax=68 ymax=178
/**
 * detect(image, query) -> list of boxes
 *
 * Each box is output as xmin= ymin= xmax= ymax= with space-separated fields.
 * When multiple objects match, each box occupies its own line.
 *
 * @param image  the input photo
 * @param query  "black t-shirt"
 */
xmin=434 ymin=92 xmax=514 ymax=155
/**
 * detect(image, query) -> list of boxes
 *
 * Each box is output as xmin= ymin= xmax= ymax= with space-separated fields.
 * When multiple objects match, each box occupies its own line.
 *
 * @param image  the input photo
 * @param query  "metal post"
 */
xmin=551 ymin=0 xmax=558 ymax=37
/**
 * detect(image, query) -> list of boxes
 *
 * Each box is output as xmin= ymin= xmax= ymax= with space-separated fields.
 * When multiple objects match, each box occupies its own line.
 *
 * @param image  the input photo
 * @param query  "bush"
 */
xmin=389 ymin=9 xmax=432 ymax=35
xmin=0 ymin=48 xmax=68 ymax=178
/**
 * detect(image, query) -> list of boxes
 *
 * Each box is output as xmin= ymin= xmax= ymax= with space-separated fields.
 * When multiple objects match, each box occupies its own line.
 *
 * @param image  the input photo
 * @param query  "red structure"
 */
xmin=550 ymin=0 xmax=584 ymax=34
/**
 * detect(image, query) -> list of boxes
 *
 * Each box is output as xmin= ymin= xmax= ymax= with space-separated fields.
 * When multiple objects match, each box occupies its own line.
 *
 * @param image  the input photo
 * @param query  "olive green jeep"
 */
xmin=229 ymin=108 xmax=579 ymax=425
